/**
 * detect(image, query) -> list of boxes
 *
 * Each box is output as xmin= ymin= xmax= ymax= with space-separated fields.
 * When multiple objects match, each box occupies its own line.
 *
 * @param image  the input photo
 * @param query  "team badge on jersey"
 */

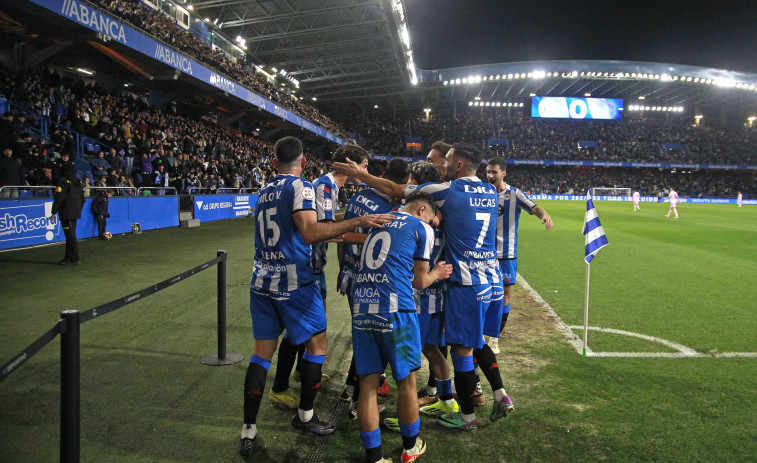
xmin=322 ymin=199 xmax=332 ymax=210
xmin=503 ymin=192 xmax=511 ymax=200
xmin=301 ymin=187 xmax=314 ymax=200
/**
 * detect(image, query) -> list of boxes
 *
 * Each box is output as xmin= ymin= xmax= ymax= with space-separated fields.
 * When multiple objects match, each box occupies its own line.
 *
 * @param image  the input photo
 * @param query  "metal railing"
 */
xmin=0 ymin=185 xmax=55 ymax=198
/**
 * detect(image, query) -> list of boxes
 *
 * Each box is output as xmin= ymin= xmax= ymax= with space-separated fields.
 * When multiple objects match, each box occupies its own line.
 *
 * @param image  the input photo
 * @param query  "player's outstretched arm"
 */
xmin=332 ymin=158 xmax=409 ymax=199
xmin=294 ymin=209 xmax=394 ymax=245
xmin=412 ymin=260 xmax=453 ymax=289
xmin=532 ymin=206 xmax=553 ymax=231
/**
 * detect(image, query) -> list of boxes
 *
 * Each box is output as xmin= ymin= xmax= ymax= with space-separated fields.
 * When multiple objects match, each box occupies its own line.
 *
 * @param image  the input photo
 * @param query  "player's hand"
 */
xmin=542 ymin=215 xmax=553 ymax=230
xmin=432 ymin=261 xmax=453 ymax=280
xmin=359 ymin=213 xmax=394 ymax=228
xmin=332 ymin=158 xmax=367 ymax=179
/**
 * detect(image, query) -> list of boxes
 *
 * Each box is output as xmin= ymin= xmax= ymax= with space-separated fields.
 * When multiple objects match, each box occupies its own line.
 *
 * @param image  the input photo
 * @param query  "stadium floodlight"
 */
xmin=749 ymin=85 xmax=755 ymax=90
xmin=482 ymin=76 xmax=487 ymax=81
xmin=455 ymin=79 xmax=461 ymax=84
xmin=507 ymin=74 xmax=513 ymax=79
xmin=187 ymin=4 xmax=193 ymax=10
xmin=530 ymin=93 xmax=536 ymax=97
xmin=469 ymin=102 xmax=473 ymax=106
xmin=496 ymin=102 xmax=501 ymax=107
xmin=639 ymin=96 xmax=646 ymax=100
xmin=572 ymin=71 xmax=578 ymax=77
xmin=631 ymin=73 xmax=637 ymax=78
xmin=686 ymin=77 xmax=692 ymax=82
xmin=585 ymin=93 xmax=591 ymax=97
xmin=312 ymin=97 xmax=317 ymax=101
xmin=374 ymin=105 xmax=378 ymax=109
xmin=443 ymin=80 xmax=448 ymax=85
xmin=462 ymin=77 xmax=468 ymax=84
xmin=519 ymin=103 xmax=524 ymax=107
xmin=76 ymin=68 xmax=93 ymax=75
xmin=204 ymin=17 xmax=210 ymax=22
xmin=474 ymin=96 xmax=481 ymax=100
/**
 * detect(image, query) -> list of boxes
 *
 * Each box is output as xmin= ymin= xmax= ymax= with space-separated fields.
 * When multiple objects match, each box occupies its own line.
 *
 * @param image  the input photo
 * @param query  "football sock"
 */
xmin=461 ymin=412 xmax=476 ymax=423
xmin=436 ymin=377 xmax=454 ymax=401
xmin=244 ymin=355 xmax=270 ymax=424
xmin=451 ymin=351 xmax=476 ymax=415
xmin=493 ymin=389 xmax=508 ymax=402
xmin=299 ymin=352 xmax=325 ymax=413
xmin=473 ymin=344 xmax=504 ymax=392
xmin=272 ymin=338 xmax=298 ymax=393
xmin=294 ymin=343 xmax=306 ymax=374
xmin=399 ymin=418 xmax=420 ymax=451
xmin=241 ymin=423 xmax=257 ymax=439
xmin=360 ymin=428 xmax=382 ymax=462
xmin=346 ymin=357 xmax=357 ymax=386
xmin=499 ymin=307 xmax=510 ymax=335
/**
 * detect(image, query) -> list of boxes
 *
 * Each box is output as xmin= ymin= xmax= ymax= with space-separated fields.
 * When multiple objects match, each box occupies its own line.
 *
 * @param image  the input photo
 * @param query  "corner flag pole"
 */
xmin=584 ymin=262 xmax=590 ymax=356
xmin=582 ymin=188 xmax=609 ymax=357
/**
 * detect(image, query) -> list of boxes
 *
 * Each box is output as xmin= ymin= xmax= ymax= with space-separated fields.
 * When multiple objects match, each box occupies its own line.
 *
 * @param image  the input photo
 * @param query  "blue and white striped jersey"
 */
xmin=310 ymin=173 xmax=339 ymax=274
xmin=351 ymin=212 xmax=434 ymax=314
xmin=496 ymin=184 xmax=537 ymax=259
xmin=413 ymin=225 xmax=446 ymax=314
xmin=408 ymin=177 xmax=499 ymax=286
xmin=337 ymin=188 xmax=393 ymax=293
xmin=251 ymin=174 xmax=316 ymax=294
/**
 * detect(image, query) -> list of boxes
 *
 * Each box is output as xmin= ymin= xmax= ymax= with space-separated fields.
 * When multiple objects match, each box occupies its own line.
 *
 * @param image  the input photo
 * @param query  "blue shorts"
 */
xmin=250 ymin=283 xmax=326 ymax=346
xmin=444 ymin=282 xmax=492 ymax=349
xmin=315 ymin=272 xmax=327 ymax=300
xmin=499 ymin=259 xmax=517 ymax=286
xmin=419 ymin=311 xmax=445 ymax=347
xmin=352 ymin=312 xmax=421 ymax=382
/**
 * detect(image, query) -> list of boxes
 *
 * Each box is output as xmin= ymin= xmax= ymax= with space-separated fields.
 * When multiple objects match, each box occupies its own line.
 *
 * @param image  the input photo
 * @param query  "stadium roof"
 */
xmin=198 ymin=0 xmax=757 ymax=117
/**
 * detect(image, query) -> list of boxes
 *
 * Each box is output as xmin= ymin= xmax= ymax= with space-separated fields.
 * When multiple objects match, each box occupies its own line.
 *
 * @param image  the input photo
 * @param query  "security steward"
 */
xmin=51 ymin=164 xmax=85 ymax=265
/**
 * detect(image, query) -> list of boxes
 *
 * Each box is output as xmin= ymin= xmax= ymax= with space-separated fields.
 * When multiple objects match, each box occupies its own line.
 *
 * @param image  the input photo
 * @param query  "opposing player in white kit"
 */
xmin=665 ymin=188 xmax=679 ymax=218
xmin=632 ymin=191 xmax=641 ymax=211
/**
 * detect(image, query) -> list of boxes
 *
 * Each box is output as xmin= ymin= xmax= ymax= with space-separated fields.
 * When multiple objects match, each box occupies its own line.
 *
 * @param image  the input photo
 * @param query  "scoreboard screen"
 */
xmin=531 ymin=97 xmax=623 ymax=120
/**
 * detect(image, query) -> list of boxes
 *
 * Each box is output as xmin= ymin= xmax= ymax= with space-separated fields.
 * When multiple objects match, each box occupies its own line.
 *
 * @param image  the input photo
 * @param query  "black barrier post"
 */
xmin=201 ymin=251 xmax=243 ymax=366
xmin=60 ymin=310 xmax=80 ymax=463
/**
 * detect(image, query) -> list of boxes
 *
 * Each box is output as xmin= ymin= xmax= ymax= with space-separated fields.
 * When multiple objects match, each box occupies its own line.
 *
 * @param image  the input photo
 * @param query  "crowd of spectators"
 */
xmin=351 ymin=110 xmax=757 ymax=165
xmin=93 ymin=0 xmax=351 ymax=140
xmin=1 ymin=64 xmax=753 ymax=200
xmin=0 ymin=66 xmax=330 ymax=195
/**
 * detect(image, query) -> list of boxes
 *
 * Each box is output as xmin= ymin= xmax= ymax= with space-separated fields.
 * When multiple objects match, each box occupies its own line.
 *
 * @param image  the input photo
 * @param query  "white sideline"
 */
xmin=517 ymin=273 xmax=757 ymax=359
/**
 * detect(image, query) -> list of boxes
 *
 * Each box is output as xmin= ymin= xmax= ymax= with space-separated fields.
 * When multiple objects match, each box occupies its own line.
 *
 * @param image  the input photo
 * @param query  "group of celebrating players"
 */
xmin=240 ymin=137 xmax=553 ymax=462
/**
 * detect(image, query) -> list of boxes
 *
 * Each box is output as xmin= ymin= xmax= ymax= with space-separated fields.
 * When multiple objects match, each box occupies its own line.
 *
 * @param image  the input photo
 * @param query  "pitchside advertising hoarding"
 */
xmin=193 ymin=195 xmax=259 ymax=222
xmin=531 ymin=97 xmax=623 ymax=120
xmin=530 ymin=194 xmax=754 ymax=205
xmin=0 ymin=197 xmax=179 ymax=250
xmin=28 ymin=0 xmax=345 ymax=145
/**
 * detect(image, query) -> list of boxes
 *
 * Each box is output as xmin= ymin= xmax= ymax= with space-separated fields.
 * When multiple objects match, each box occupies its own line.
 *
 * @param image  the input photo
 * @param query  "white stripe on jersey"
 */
xmin=460 ymin=261 xmax=472 ymax=285
xmin=420 ymin=222 xmax=435 ymax=259
xmin=508 ymin=195 xmax=517 ymax=257
xmin=253 ymin=267 xmax=267 ymax=289
xmin=476 ymin=266 xmax=488 ymax=284
xmin=286 ymin=264 xmax=297 ymax=291
xmin=292 ymin=179 xmax=313 ymax=212
xmin=269 ymin=271 xmax=281 ymax=293
xmin=488 ymin=266 xmax=500 ymax=283
xmin=390 ymin=293 xmax=398 ymax=311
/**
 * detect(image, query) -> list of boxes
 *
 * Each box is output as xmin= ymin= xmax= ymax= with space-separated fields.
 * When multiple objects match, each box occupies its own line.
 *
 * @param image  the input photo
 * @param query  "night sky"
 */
xmin=404 ymin=0 xmax=757 ymax=74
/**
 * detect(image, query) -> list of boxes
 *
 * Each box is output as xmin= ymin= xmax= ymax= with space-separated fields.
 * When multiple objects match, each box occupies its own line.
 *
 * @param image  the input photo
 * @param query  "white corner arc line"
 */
xmin=517 ymin=273 xmax=757 ymax=359
xmin=567 ymin=325 xmax=697 ymax=355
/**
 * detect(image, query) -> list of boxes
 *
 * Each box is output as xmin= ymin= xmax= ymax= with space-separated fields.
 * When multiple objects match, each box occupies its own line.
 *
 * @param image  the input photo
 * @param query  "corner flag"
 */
xmin=583 ymin=189 xmax=609 ymax=263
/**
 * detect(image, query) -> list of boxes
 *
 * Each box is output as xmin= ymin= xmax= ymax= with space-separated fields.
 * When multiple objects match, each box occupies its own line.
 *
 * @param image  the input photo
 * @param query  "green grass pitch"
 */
xmin=0 ymin=201 xmax=755 ymax=462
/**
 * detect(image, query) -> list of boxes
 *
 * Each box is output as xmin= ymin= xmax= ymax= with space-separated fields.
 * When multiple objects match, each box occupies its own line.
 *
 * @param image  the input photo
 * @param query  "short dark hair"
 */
xmin=274 ymin=137 xmax=303 ymax=164
xmin=332 ymin=144 xmax=368 ymax=165
xmin=487 ymin=157 xmax=507 ymax=171
xmin=405 ymin=190 xmax=438 ymax=217
xmin=451 ymin=143 xmax=484 ymax=166
xmin=409 ymin=161 xmax=440 ymax=185
xmin=384 ymin=158 xmax=409 ymax=184
xmin=430 ymin=141 xmax=452 ymax=155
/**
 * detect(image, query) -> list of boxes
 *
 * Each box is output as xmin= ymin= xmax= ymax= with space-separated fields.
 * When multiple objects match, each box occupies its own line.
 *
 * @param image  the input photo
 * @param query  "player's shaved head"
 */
xmin=274 ymin=137 xmax=303 ymax=167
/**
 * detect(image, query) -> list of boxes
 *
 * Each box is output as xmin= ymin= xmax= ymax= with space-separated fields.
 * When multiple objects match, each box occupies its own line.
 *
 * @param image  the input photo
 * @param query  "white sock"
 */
xmin=241 ymin=423 xmax=257 ymax=439
xmin=493 ymin=388 xmax=507 ymax=402
xmin=298 ymin=408 xmax=313 ymax=422
xmin=461 ymin=412 xmax=476 ymax=423
xmin=442 ymin=398 xmax=455 ymax=406
xmin=425 ymin=385 xmax=437 ymax=395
